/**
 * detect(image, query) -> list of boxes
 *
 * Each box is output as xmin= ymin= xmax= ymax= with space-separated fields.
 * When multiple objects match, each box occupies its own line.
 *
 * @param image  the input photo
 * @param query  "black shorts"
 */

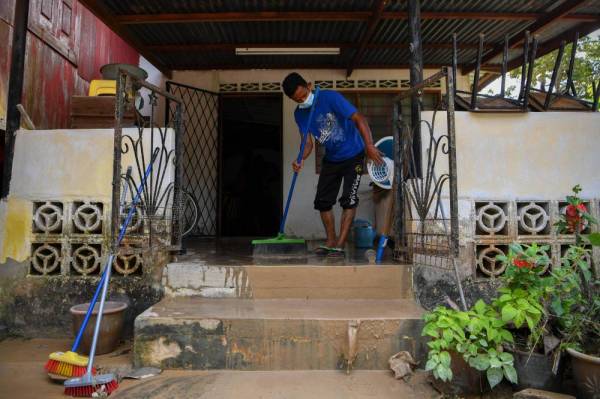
xmin=314 ymin=153 xmax=364 ymax=212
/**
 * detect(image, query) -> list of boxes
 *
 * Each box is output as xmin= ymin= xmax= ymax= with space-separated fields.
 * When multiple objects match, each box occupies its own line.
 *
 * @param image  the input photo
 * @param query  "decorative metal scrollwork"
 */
xmin=31 ymin=244 xmax=61 ymax=275
xmin=518 ymin=202 xmax=549 ymax=234
xmin=477 ymin=245 xmax=507 ymax=277
xmin=72 ymin=203 xmax=103 ymax=233
xmin=476 ymin=203 xmax=507 ymax=234
xmin=33 ymin=202 xmax=63 ymax=233
xmin=71 ymin=245 xmax=101 ymax=275
xmin=113 ymin=252 xmax=142 ymax=275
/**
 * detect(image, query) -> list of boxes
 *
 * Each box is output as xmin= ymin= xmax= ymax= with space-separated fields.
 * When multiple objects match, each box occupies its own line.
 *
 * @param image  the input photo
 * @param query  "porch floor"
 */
xmin=179 ymin=237 xmax=397 ymax=266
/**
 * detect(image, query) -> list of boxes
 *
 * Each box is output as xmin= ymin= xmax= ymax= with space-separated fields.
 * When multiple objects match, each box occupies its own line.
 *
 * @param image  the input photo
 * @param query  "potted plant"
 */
xmin=422 ymin=300 xmax=517 ymax=394
xmin=551 ymin=185 xmax=600 ymax=399
xmin=493 ymin=243 xmax=560 ymax=391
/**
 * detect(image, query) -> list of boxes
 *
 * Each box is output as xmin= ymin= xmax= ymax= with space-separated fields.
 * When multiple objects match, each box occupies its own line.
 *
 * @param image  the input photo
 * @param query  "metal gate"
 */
xmin=166 ymin=82 xmax=220 ymax=236
xmin=393 ymin=67 xmax=466 ymax=309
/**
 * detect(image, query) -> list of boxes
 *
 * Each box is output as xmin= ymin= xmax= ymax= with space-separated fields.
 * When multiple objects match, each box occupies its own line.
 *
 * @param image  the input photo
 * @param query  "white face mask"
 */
xmin=298 ymin=91 xmax=314 ymax=109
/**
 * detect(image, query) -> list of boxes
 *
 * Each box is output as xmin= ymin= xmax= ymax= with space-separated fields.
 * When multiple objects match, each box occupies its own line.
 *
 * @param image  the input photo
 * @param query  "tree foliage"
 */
xmin=508 ymin=35 xmax=600 ymax=101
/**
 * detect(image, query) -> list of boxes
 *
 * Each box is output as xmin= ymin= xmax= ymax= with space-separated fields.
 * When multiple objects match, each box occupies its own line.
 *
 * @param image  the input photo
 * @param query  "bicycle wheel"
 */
xmin=181 ymin=190 xmax=199 ymax=237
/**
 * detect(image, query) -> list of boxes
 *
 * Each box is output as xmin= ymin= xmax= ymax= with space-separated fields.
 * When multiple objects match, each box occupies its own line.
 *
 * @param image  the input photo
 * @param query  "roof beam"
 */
xmin=145 ymin=42 xmax=493 ymax=52
xmin=78 ymin=0 xmax=172 ymax=77
xmin=463 ymin=0 xmax=591 ymax=74
xmin=114 ymin=11 xmax=600 ymax=24
xmin=346 ymin=0 xmax=387 ymax=77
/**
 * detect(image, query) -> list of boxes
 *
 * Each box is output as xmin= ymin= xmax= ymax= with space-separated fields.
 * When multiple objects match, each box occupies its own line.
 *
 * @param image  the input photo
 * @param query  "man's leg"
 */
xmin=320 ymin=210 xmax=337 ymax=247
xmin=336 ymin=208 xmax=356 ymax=248
xmin=314 ymin=160 xmax=343 ymax=248
xmin=336 ymin=154 xmax=364 ymax=249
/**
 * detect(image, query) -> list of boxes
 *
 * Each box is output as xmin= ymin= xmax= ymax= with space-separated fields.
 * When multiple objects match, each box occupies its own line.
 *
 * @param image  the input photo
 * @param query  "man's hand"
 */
xmin=365 ymin=144 xmax=384 ymax=165
xmin=292 ymin=159 xmax=304 ymax=172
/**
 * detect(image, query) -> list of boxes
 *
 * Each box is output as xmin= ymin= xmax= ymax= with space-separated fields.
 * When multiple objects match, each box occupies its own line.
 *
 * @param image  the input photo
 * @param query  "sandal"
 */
xmin=327 ymin=247 xmax=345 ymax=258
xmin=314 ymin=245 xmax=331 ymax=256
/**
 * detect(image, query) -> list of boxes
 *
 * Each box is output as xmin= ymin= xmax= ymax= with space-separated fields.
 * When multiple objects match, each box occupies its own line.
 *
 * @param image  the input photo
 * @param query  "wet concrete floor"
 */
xmin=0 ymin=338 xmax=438 ymax=399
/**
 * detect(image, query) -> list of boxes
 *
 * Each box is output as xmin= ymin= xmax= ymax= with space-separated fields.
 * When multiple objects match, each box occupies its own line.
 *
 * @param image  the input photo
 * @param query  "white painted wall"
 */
xmin=0 ymin=128 xmax=175 ymax=263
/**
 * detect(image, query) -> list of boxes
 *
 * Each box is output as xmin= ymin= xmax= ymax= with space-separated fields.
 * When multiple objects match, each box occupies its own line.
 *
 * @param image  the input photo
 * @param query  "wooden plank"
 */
xmin=69 ymin=96 xmax=135 ymax=128
xmin=346 ymin=0 xmax=387 ymax=77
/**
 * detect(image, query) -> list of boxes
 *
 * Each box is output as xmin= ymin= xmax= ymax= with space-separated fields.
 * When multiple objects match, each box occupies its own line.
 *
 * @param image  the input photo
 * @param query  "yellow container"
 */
xmin=88 ymin=79 xmax=117 ymax=96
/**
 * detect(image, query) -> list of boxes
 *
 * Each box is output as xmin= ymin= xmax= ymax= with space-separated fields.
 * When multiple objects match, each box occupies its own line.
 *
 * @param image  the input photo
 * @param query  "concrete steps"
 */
xmin=134 ymin=261 xmax=423 ymax=371
xmin=162 ymin=262 xmax=413 ymax=299
xmin=134 ymin=297 xmax=426 ymax=371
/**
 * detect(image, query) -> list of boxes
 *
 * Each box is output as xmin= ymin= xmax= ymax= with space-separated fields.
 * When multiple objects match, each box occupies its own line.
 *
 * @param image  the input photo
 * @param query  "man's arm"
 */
xmin=292 ymin=133 xmax=313 ymax=172
xmin=351 ymin=112 xmax=384 ymax=164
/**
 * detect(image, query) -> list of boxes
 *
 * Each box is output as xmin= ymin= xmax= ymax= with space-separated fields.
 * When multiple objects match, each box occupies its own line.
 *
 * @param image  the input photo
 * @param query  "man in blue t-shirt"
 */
xmin=282 ymin=72 xmax=383 ymax=257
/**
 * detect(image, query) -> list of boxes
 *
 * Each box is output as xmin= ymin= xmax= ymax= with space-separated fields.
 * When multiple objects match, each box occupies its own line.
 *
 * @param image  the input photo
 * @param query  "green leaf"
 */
xmin=503 ymin=364 xmax=518 ymax=384
xmin=487 ymin=367 xmax=504 ymax=388
xmin=489 ymin=357 xmax=502 ymax=368
xmin=425 ymin=359 xmax=438 ymax=371
xmin=487 ymin=327 xmax=497 ymax=342
xmin=469 ymin=354 xmax=490 ymax=371
xmin=469 ymin=344 xmax=478 ymax=356
xmin=500 ymin=330 xmax=514 ymax=343
xmin=499 ymin=352 xmax=513 ymax=363
xmin=474 ymin=300 xmax=487 ymax=314
xmin=501 ymin=305 xmax=518 ymax=322
xmin=584 ymin=232 xmax=600 ymax=246
xmin=479 ymin=338 xmax=488 ymax=347
xmin=439 ymin=351 xmax=451 ymax=367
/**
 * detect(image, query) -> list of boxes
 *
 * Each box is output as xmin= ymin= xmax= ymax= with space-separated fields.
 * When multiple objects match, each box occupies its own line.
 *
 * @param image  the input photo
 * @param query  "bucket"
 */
xmin=353 ymin=219 xmax=376 ymax=248
xmin=70 ymin=301 xmax=127 ymax=355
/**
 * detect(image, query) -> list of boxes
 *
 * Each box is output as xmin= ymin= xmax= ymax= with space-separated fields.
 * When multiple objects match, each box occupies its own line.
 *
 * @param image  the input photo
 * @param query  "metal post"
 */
xmin=445 ymin=67 xmax=459 ymax=256
xmin=471 ymin=33 xmax=484 ymax=109
xmin=2 ymin=0 xmax=30 ymax=197
xmin=408 ymin=0 xmax=423 ymax=178
xmin=519 ymin=31 xmax=530 ymax=101
xmin=111 ymin=73 xmax=126 ymax=249
xmin=565 ymin=32 xmax=579 ymax=97
xmin=545 ymin=40 xmax=565 ymax=110
xmin=523 ymin=36 xmax=538 ymax=111
xmin=452 ymin=33 xmax=458 ymax=99
xmin=500 ymin=34 xmax=509 ymax=98
xmin=593 ymin=81 xmax=599 ymax=112
xmin=393 ymin=101 xmax=404 ymax=259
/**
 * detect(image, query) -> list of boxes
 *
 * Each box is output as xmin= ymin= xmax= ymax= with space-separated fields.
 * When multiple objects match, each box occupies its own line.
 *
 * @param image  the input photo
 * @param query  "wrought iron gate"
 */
xmin=166 ymin=82 xmax=220 ymax=236
xmin=113 ymin=70 xmax=184 ymax=253
xmin=393 ymin=67 xmax=465 ymax=309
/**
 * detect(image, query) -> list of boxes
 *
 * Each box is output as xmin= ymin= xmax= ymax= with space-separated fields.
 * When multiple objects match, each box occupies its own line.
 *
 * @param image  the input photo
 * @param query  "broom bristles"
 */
xmin=45 ymin=359 xmax=96 ymax=377
xmin=64 ymin=379 xmax=118 ymax=397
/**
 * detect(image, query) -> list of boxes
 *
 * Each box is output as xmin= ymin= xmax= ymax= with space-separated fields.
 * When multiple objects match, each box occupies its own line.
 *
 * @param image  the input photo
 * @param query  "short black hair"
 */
xmin=282 ymin=72 xmax=307 ymax=98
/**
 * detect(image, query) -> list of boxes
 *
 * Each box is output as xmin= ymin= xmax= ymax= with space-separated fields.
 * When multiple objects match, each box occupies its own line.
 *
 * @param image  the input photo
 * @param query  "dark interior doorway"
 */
xmin=220 ymin=94 xmax=282 ymax=237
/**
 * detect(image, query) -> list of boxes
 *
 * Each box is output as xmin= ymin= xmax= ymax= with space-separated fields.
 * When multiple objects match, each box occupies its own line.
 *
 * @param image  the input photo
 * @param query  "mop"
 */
xmin=64 ymin=150 xmax=158 ymax=396
xmin=252 ymin=86 xmax=321 ymax=257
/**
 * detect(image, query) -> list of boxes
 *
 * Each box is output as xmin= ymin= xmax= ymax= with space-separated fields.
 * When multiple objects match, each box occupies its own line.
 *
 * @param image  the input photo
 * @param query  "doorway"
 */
xmin=220 ymin=94 xmax=283 ymax=237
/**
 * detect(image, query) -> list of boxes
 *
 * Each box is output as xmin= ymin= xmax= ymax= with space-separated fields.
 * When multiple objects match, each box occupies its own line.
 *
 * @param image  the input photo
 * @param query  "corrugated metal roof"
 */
xmin=82 ymin=0 xmax=600 ymax=72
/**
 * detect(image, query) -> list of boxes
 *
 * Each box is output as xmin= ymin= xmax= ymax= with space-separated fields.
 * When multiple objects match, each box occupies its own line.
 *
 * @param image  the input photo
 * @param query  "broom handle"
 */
xmin=279 ymin=86 xmax=320 ymax=234
xmin=70 ymin=166 xmax=133 ymax=352
xmin=85 ymin=149 xmax=159 ymax=376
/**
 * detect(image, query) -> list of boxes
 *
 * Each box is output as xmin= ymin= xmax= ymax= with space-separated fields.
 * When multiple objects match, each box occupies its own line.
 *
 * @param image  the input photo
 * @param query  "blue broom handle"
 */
xmin=71 ymin=148 xmax=158 ymax=352
xmin=279 ymin=87 xmax=320 ymax=234
xmin=85 ymin=148 xmax=159 ymax=376
xmin=70 ymin=165 xmax=131 ymax=352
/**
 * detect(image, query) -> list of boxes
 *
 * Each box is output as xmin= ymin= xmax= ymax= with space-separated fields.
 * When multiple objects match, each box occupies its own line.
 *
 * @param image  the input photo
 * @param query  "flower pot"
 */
xmin=70 ymin=301 xmax=127 ymax=355
xmin=511 ymin=349 xmax=562 ymax=391
xmin=567 ymin=348 xmax=600 ymax=399
xmin=431 ymin=351 xmax=490 ymax=395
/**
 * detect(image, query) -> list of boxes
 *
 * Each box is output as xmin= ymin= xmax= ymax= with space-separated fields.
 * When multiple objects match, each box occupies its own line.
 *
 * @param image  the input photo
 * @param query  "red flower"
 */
xmin=513 ymin=258 xmax=532 ymax=269
xmin=566 ymin=203 xmax=587 ymax=233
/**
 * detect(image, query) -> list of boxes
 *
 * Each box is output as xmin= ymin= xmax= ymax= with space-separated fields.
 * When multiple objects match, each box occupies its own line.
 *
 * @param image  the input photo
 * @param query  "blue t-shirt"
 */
xmin=294 ymin=90 xmax=365 ymax=162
